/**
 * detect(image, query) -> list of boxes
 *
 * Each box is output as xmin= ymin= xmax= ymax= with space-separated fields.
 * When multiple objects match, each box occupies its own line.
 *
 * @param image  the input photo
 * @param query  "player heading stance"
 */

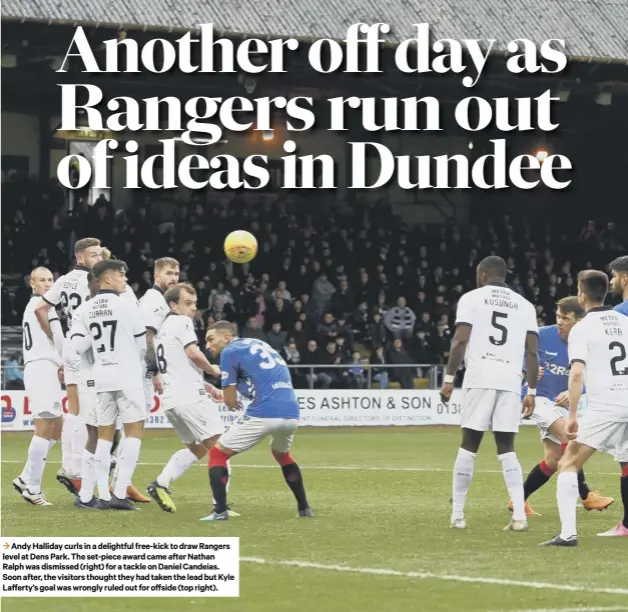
xmin=146 ymin=283 xmax=226 ymax=513
xmin=35 ymin=237 xmax=102 ymax=494
xmin=71 ymin=259 xmax=147 ymax=510
xmin=440 ymin=256 xmax=539 ymax=532
xmin=542 ymin=271 xmax=628 ymax=546
xmin=202 ymin=321 xmax=312 ymax=521
xmin=13 ymin=267 xmax=65 ymax=505
xmin=513 ymin=297 xmax=613 ymax=515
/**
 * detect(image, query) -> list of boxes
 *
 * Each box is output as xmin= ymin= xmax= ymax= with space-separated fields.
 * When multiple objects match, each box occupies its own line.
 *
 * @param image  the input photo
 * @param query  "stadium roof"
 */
xmin=2 ymin=0 xmax=628 ymax=62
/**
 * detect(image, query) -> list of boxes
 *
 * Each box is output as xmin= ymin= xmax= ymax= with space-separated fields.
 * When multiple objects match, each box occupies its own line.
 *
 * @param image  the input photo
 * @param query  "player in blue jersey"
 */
xmin=610 ymin=256 xmax=628 ymax=316
xmin=200 ymin=321 xmax=312 ymax=521
xmin=509 ymin=297 xmax=614 ymax=515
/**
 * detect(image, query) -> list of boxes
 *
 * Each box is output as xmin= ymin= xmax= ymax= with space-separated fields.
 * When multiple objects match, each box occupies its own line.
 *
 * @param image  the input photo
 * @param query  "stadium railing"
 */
xmin=0 ymin=364 xmax=447 ymax=390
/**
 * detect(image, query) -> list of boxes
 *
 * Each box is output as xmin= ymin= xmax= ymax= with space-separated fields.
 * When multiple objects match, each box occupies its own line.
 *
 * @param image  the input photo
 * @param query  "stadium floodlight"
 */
xmin=262 ymin=130 xmax=275 ymax=141
xmin=535 ymin=149 xmax=549 ymax=163
xmin=54 ymin=112 xmax=115 ymax=141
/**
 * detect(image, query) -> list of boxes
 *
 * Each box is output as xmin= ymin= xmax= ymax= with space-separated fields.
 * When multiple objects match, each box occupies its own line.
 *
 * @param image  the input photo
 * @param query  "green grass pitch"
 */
xmin=2 ymin=427 xmax=627 ymax=612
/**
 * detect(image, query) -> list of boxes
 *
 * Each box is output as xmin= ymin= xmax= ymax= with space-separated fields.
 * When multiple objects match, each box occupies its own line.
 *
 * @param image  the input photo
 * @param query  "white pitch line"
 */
xmin=0 ymin=459 xmax=622 ymax=476
xmin=240 ymin=557 xmax=628 ymax=596
xmin=493 ymin=608 xmax=628 ymax=612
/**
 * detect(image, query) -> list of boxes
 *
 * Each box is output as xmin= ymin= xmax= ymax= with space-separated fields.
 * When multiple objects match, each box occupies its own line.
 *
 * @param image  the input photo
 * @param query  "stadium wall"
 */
xmin=1 ymin=389 xmax=537 ymax=431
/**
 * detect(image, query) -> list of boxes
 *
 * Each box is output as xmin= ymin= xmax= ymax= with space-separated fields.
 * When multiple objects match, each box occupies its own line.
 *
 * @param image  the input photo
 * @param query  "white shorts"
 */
xmin=577 ymin=410 xmax=628 ymax=462
xmin=219 ymin=415 xmax=298 ymax=454
xmin=24 ymin=361 xmax=63 ymax=419
xmin=97 ymin=388 xmax=146 ymax=426
xmin=460 ymin=389 xmax=521 ymax=433
xmin=165 ymin=399 xmax=224 ymax=445
xmin=528 ymin=397 xmax=567 ymax=444
xmin=79 ymin=390 xmax=98 ymax=427
xmin=143 ymin=373 xmax=155 ymax=413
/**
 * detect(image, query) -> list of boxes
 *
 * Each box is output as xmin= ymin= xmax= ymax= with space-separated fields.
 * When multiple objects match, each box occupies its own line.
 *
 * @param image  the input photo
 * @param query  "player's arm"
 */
xmin=70 ymin=318 xmax=91 ymax=355
xmin=185 ymin=343 xmax=219 ymax=377
xmin=567 ymin=322 xmax=587 ymax=424
xmin=145 ymin=328 xmax=158 ymax=375
xmin=128 ymin=302 xmax=147 ymax=360
xmin=521 ymin=330 xmax=540 ymax=417
xmin=567 ymin=361 xmax=585 ymax=421
xmin=35 ymin=279 xmax=62 ymax=341
xmin=49 ymin=312 xmax=65 ymax=357
xmin=219 ymin=347 xmax=242 ymax=411
xmin=440 ymin=294 xmax=473 ymax=403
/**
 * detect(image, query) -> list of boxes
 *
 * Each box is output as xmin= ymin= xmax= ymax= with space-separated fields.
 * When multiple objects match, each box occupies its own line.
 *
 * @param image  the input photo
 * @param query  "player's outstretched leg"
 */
xmin=111 ymin=427 xmax=149 ymax=503
xmin=75 ymin=424 xmax=99 ymax=509
xmin=57 ymin=411 xmax=81 ymax=495
xmin=202 ymin=445 xmax=232 ymax=521
xmin=14 ymin=434 xmax=53 ymax=506
xmin=110 ymin=433 xmax=143 ymax=510
xmin=272 ymin=451 xmax=312 ymax=517
xmin=149 ymin=448 xmax=201 ymax=513
xmin=578 ymin=468 xmax=614 ymax=511
xmin=597 ymin=463 xmax=628 ymax=537
xmin=451 ymin=428 xmax=483 ymax=529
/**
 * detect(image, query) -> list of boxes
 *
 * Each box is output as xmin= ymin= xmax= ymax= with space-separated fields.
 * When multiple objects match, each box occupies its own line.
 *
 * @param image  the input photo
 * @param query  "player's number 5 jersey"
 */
xmin=456 ymin=283 xmax=538 ymax=394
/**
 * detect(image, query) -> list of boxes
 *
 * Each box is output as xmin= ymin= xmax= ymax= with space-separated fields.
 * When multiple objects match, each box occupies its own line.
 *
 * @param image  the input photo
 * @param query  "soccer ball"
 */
xmin=224 ymin=230 xmax=258 ymax=264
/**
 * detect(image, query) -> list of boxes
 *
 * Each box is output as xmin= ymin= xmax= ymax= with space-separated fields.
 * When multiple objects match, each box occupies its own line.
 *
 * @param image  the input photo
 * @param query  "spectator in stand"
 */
xmin=321 ymin=340 xmax=346 ymax=388
xmin=430 ymin=321 xmax=452 ymax=364
xmin=302 ymin=340 xmax=330 ymax=389
xmin=366 ymin=311 xmax=388 ymax=349
xmin=384 ymin=297 xmax=417 ymax=340
xmin=242 ymin=316 xmax=266 ymax=341
xmin=4 ymin=352 xmax=25 ymax=390
xmin=330 ymin=278 xmax=355 ymax=319
xmin=346 ymin=351 xmax=366 ymax=389
xmin=312 ymin=272 xmax=335 ymax=317
xmin=369 ymin=346 xmax=389 ymax=389
xmin=272 ymin=280 xmax=292 ymax=302
xmin=267 ymin=322 xmax=287 ymax=352
xmin=387 ymin=338 xmax=415 ymax=389
xmin=317 ymin=312 xmax=339 ymax=346
xmin=283 ymin=339 xmax=304 ymax=388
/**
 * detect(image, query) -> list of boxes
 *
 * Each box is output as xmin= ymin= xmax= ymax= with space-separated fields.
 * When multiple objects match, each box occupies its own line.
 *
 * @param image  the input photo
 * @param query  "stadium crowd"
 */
xmin=2 ymin=177 xmax=625 ymax=389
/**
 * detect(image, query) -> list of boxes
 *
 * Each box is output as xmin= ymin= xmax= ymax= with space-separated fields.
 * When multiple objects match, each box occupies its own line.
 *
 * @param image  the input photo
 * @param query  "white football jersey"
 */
xmin=455 ymin=283 xmax=538 ymax=393
xmin=155 ymin=313 xmax=206 ymax=408
xmin=22 ymin=295 xmax=63 ymax=367
xmin=139 ymin=286 xmax=168 ymax=333
xmin=568 ymin=307 xmax=628 ymax=421
xmin=42 ymin=267 xmax=90 ymax=329
xmin=70 ymin=290 xmax=146 ymax=392
xmin=122 ymin=284 xmax=140 ymax=307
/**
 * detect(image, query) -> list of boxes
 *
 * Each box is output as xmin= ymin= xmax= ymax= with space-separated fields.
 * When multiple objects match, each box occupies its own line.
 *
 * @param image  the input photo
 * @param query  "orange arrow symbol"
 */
xmin=3 ymin=543 xmax=10 ymax=549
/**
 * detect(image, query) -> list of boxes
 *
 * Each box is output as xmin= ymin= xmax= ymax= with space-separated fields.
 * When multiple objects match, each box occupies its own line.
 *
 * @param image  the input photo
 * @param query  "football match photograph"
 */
xmin=1 ymin=2 xmax=627 ymax=611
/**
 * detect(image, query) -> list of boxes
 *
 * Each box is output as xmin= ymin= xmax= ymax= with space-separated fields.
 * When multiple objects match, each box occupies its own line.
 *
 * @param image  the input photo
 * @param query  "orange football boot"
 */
xmin=507 ymin=499 xmax=540 ymax=516
xmin=582 ymin=492 xmax=614 ymax=511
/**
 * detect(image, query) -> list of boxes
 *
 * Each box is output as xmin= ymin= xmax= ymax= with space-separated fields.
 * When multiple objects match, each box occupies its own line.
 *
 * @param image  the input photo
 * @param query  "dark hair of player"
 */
xmin=576 ymin=269 xmax=608 ymax=304
xmin=477 ymin=256 xmax=508 ymax=281
xmin=92 ymin=259 xmax=128 ymax=280
xmin=87 ymin=272 xmax=95 ymax=284
xmin=155 ymin=257 xmax=180 ymax=271
xmin=74 ymin=237 xmax=101 ymax=255
xmin=208 ymin=320 xmax=238 ymax=335
xmin=164 ymin=282 xmax=196 ymax=308
xmin=609 ymin=256 xmax=628 ymax=274
xmin=556 ymin=296 xmax=584 ymax=319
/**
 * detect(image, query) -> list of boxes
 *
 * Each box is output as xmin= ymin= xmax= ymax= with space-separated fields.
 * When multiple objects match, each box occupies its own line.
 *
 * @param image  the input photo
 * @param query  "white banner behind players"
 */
xmin=1 ymin=389 xmax=538 ymax=431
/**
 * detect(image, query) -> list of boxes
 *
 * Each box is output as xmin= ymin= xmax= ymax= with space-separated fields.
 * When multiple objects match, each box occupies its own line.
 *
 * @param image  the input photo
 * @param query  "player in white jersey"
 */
xmin=139 ymin=257 xmax=180 ymax=409
xmin=542 ymin=270 xmax=628 ymax=546
xmin=440 ymin=256 xmax=539 ymax=532
xmin=34 ymin=237 xmax=102 ymax=494
xmin=13 ymin=267 xmax=65 ymax=506
xmin=60 ymin=272 xmax=103 ymax=508
xmin=145 ymin=283 xmax=227 ymax=513
xmin=100 ymin=247 xmax=150 ymax=503
xmin=71 ymin=259 xmax=147 ymax=511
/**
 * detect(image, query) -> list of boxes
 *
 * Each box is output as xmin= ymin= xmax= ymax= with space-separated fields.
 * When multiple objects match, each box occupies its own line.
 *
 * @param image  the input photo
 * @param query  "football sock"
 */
xmin=577 ymin=469 xmax=591 ymax=500
xmin=71 ymin=422 xmax=88 ymax=477
xmin=557 ymin=471 xmax=579 ymax=539
xmin=452 ymin=448 xmax=477 ymax=521
xmin=79 ymin=451 xmax=96 ymax=503
xmin=61 ymin=413 xmax=78 ymax=473
xmin=157 ymin=448 xmax=199 ymax=489
xmin=498 ymin=452 xmax=526 ymax=522
xmin=621 ymin=466 xmax=628 ymax=529
xmin=523 ymin=460 xmax=555 ymax=500
xmin=94 ymin=440 xmax=113 ymax=501
xmin=212 ymin=461 xmax=232 ymax=505
xmin=273 ymin=453 xmax=309 ymax=511
xmin=113 ymin=437 xmax=142 ymax=500
xmin=208 ymin=446 xmax=230 ymax=514
xmin=22 ymin=436 xmax=50 ymax=494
